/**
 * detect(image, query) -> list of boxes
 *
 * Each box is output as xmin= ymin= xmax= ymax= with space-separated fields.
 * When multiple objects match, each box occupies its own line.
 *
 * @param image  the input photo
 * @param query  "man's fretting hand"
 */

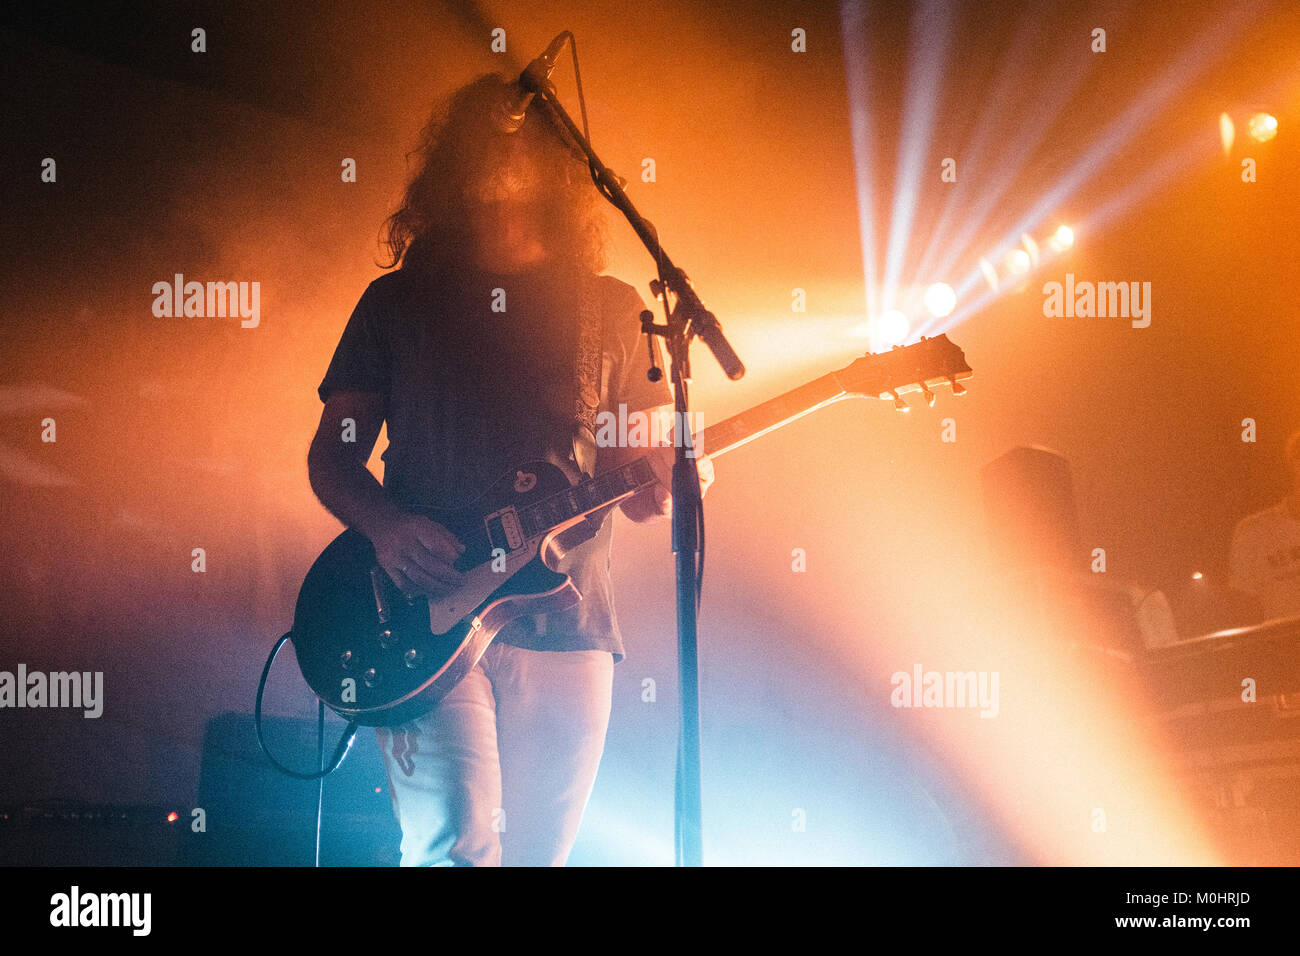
xmin=620 ymin=444 xmax=715 ymax=523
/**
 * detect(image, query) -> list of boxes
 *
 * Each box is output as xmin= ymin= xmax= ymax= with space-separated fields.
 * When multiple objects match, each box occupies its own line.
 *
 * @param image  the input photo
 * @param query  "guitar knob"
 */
xmin=363 ymin=668 xmax=380 ymax=687
xmin=404 ymin=649 xmax=419 ymax=668
xmin=378 ymin=628 xmax=394 ymax=648
xmin=340 ymin=650 xmax=353 ymax=668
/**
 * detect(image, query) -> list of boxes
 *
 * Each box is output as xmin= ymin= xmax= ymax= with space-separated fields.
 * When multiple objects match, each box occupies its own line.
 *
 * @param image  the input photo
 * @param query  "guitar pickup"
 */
xmin=369 ymin=566 xmax=393 ymax=623
xmin=484 ymin=507 xmax=525 ymax=552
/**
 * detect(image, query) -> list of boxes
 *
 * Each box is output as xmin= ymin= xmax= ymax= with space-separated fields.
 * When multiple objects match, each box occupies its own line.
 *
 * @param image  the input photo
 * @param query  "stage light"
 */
xmin=1219 ymin=112 xmax=1235 ymax=154
xmin=1048 ymin=225 xmax=1074 ymax=252
xmin=1021 ymin=233 xmax=1040 ymax=267
xmin=979 ymin=256 xmax=999 ymax=292
xmin=878 ymin=309 xmax=910 ymax=345
xmin=166 ymin=811 xmax=179 ymax=823
xmin=923 ymin=282 xmax=956 ymax=318
xmin=1248 ymin=112 xmax=1277 ymax=143
xmin=1006 ymin=249 xmax=1031 ymax=275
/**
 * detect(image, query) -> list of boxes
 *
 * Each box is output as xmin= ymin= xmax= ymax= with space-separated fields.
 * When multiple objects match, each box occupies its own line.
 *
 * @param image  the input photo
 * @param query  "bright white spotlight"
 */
xmin=1219 ymin=112 xmax=1235 ymax=154
xmin=923 ymin=282 xmax=956 ymax=318
xmin=1006 ymin=249 xmax=1031 ymax=275
xmin=877 ymin=309 xmax=909 ymax=346
xmin=1248 ymin=112 xmax=1277 ymax=143
xmin=1047 ymin=224 xmax=1074 ymax=252
xmin=1021 ymin=233 xmax=1040 ymax=267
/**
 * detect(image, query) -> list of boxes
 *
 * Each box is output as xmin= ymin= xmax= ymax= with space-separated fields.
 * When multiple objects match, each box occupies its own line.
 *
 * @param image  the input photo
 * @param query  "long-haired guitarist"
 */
xmin=308 ymin=72 xmax=713 ymax=866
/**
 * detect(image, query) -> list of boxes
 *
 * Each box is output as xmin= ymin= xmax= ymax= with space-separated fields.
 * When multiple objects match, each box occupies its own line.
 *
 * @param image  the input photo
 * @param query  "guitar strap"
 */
xmin=569 ymin=271 xmax=602 ymax=480
xmin=510 ymin=272 xmax=604 ymax=647
xmin=538 ymin=272 xmax=606 ymax=576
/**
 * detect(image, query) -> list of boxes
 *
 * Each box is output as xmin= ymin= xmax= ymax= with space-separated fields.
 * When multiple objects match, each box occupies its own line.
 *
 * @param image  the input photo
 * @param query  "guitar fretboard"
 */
xmin=518 ymin=458 xmax=657 ymax=539
xmin=514 ymin=375 xmax=853 ymax=540
xmin=697 ymin=373 xmax=848 ymax=459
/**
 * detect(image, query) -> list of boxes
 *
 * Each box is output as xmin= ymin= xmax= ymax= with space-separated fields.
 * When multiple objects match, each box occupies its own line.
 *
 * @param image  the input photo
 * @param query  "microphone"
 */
xmin=494 ymin=32 xmax=570 ymax=133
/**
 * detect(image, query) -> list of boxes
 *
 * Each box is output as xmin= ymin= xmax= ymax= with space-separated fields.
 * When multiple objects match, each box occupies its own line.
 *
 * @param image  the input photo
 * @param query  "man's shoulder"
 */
xmin=352 ymin=269 xmax=448 ymax=332
xmin=591 ymin=275 xmax=647 ymax=348
xmin=592 ymin=273 xmax=642 ymax=310
xmin=362 ymin=268 xmax=423 ymax=303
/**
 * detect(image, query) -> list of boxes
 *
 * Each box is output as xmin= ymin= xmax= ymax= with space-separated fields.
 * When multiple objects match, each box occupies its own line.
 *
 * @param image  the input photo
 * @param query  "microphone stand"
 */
xmin=522 ymin=61 xmax=745 ymax=868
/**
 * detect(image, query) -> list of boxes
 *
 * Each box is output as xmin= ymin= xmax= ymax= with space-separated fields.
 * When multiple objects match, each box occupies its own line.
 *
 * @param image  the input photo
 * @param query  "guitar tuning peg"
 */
xmin=920 ymin=384 xmax=936 ymax=407
xmin=948 ymin=376 xmax=967 ymax=395
xmin=889 ymin=389 xmax=910 ymax=412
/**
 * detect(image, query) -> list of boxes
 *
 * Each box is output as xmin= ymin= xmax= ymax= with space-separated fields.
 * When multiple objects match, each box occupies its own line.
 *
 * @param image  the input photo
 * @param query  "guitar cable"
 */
xmin=253 ymin=632 xmax=360 ymax=866
xmin=254 ymin=631 xmax=360 ymax=781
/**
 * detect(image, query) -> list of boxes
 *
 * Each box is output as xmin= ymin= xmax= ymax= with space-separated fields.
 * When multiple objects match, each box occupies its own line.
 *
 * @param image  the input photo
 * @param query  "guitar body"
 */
xmin=292 ymin=459 xmax=592 ymax=727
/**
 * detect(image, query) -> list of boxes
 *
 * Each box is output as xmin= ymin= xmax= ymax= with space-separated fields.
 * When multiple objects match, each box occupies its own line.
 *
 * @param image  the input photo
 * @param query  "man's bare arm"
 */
xmin=307 ymin=391 xmax=464 ymax=598
xmin=307 ymin=391 xmax=403 ymax=539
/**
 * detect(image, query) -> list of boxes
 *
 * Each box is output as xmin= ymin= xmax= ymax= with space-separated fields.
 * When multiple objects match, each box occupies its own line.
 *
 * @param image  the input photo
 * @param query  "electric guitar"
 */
xmin=291 ymin=334 xmax=973 ymax=726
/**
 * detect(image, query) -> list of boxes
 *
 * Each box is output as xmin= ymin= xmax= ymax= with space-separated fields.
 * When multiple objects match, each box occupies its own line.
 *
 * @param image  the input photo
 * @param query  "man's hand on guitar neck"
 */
xmin=613 ymin=405 xmax=714 ymax=523
xmin=620 ymin=444 xmax=714 ymax=523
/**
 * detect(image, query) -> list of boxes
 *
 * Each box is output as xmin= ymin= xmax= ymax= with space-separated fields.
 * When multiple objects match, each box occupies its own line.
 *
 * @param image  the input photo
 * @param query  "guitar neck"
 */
xmin=696 ymin=371 xmax=849 ymax=460
xmin=519 ymin=372 xmax=852 ymax=539
xmin=517 ymin=333 xmax=971 ymax=540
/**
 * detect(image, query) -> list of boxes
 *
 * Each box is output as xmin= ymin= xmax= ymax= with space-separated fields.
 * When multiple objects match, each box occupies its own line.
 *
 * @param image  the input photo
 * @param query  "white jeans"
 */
xmin=376 ymin=641 xmax=614 ymax=866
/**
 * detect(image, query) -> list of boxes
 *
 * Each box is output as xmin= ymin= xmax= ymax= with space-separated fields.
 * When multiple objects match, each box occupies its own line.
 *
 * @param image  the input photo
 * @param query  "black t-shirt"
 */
xmin=317 ymin=264 xmax=671 ymax=662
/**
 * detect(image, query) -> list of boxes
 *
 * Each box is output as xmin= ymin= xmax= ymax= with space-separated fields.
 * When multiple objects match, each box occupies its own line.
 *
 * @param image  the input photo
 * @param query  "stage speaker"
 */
xmin=981 ymin=445 xmax=1083 ymax=573
xmin=0 ymin=802 xmax=181 ymax=866
xmin=180 ymin=711 xmax=400 ymax=866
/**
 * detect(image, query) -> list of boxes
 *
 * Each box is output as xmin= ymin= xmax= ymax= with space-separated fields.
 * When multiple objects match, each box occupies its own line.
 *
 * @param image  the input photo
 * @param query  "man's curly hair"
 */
xmin=381 ymin=72 xmax=608 ymax=277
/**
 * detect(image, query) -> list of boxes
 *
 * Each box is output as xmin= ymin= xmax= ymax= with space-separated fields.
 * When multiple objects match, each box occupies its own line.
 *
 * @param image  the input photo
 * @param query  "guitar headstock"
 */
xmin=833 ymin=334 xmax=973 ymax=410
